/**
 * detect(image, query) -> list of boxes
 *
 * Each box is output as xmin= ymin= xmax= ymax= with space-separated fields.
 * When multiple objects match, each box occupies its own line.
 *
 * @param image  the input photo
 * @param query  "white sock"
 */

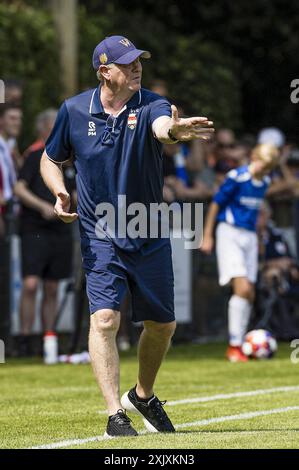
xmin=228 ymin=295 xmax=251 ymax=346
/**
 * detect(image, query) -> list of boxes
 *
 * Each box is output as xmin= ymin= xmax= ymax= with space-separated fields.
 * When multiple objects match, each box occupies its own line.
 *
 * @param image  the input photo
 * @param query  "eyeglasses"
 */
xmin=101 ymin=114 xmax=117 ymax=145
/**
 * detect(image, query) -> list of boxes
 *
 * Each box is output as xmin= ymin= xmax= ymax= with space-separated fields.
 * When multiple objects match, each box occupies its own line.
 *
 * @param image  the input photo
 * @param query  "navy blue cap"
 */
xmin=92 ymin=35 xmax=151 ymax=70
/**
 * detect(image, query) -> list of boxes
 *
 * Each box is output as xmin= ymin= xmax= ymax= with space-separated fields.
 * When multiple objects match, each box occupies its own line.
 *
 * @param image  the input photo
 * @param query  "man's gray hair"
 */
xmin=35 ymin=108 xmax=57 ymax=134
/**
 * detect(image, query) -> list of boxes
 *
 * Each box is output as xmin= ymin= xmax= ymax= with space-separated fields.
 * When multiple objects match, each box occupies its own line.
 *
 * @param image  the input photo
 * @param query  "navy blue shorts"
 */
xmin=80 ymin=237 xmax=175 ymax=323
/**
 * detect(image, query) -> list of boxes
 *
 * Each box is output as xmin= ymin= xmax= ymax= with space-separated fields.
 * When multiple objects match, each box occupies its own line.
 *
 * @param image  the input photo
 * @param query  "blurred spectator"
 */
xmin=267 ymin=144 xmax=299 ymax=257
xmin=257 ymin=202 xmax=295 ymax=273
xmin=203 ymin=128 xmax=237 ymax=186
xmin=239 ymin=133 xmax=256 ymax=154
xmin=255 ymin=202 xmax=299 ymax=338
xmin=0 ymin=103 xmax=22 ymax=234
xmin=162 ymin=142 xmax=212 ymax=202
xmin=0 ymin=166 xmax=4 ymax=238
xmin=150 ymin=79 xmax=168 ymax=97
xmin=227 ymin=142 xmax=249 ymax=167
xmin=14 ymin=109 xmax=76 ymax=361
xmin=4 ymin=80 xmax=24 ymax=169
xmin=257 ymin=127 xmax=285 ymax=149
xmin=4 ymin=79 xmax=23 ymax=106
xmin=23 ymin=109 xmax=57 ymax=159
xmin=193 ymin=130 xmax=250 ymax=197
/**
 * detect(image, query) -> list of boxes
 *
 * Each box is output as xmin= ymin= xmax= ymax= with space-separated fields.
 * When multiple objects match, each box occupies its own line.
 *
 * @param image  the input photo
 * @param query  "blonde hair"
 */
xmin=251 ymin=143 xmax=280 ymax=168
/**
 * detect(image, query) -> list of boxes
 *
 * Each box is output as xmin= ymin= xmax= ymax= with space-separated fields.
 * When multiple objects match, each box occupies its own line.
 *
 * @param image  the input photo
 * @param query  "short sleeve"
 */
xmin=149 ymin=98 xmax=171 ymax=125
xmin=45 ymin=102 xmax=72 ymax=163
xmin=213 ymin=172 xmax=238 ymax=208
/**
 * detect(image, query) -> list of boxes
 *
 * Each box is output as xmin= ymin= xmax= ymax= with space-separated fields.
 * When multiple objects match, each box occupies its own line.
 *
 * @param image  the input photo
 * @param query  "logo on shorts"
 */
xmin=127 ymin=112 xmax=137 ymax=130
xmin=88 ymin=121 xmax=96 ymax=136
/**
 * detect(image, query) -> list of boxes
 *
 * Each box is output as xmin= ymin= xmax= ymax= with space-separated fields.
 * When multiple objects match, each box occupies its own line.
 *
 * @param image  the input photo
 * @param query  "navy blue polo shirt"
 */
xmin=46 ymin=86 xmax=171 ymax=251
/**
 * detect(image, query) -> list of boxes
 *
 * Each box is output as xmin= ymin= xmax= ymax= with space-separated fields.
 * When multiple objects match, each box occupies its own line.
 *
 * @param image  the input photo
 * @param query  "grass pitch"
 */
xmin=1 ymin=342 xmax=299 ymax=449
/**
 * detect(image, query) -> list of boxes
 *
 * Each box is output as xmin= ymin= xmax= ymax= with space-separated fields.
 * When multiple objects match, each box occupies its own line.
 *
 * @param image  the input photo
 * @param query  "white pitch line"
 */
xmin=166 ymin=385 xmax=299 ymax=406
xmin=175 ymin=406 xmax=299 ymax=429
xmin=31 ymin=405 xmax=299 ymax=449
xmin=97 ymin=385 xmax=299 ymax=415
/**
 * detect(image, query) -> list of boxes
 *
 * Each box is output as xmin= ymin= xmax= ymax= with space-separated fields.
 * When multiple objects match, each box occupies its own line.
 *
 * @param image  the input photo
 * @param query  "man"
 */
xmin=200 ymin=143 xmax=279 ymax=362
xmin=22 ymin=109 xmax=58 ymax=160
xmin=40 ymin=35 xmax=214 ymax=437
xmin=255 ymin=202 xmax=299 ymax=337
xmin=4 ymin=79 xmax=23 ymax=106
xmin=0 ymin=164 xmax=4 ymax=237
xmin=0 ymin=104 xmax=22 ymax=229
xmin=14 ymin=109 xmax=75 ymax=362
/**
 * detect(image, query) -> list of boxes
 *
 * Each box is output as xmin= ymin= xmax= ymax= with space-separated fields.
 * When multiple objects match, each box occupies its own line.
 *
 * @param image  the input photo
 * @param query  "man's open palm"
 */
xmin=169 ymin=105 xmax=214 ymax=142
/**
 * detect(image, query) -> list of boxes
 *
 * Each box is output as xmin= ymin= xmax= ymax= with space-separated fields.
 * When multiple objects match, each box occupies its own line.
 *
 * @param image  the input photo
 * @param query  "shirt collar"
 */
xmin=126 ymin=89 xmax=142 ymax=109
xmin=89 ymin=86 xmax=142 ymax=116
xmin=89 ymin=86 xmax=104 ymax=115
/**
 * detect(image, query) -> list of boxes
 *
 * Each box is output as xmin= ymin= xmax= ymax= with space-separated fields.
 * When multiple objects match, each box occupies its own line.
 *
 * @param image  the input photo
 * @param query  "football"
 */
xmin=242 ymin=329 xmax=278 ymax=359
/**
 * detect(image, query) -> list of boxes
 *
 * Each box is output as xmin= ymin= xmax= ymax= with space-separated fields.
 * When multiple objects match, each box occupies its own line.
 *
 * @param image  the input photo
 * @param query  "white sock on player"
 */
xmin=228 ymin=295 xmax=252 ymax=347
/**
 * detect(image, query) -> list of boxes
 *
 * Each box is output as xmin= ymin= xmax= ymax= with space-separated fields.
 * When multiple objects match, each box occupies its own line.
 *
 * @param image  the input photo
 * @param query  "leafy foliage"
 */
xmin=1 ymin=0 xmax=298 ymax=145
xmin=78 ymin=6 xmax=241 ymax=129
xmin=0 ymin=2 xmax=61 ymax=149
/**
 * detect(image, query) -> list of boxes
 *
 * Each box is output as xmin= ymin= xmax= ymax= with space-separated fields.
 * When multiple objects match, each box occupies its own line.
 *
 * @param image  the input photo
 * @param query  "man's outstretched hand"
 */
xmin=169 ymin=105 xmax=214 ymax=142
xmin=54 ymin=192 xmax=78 ymax=223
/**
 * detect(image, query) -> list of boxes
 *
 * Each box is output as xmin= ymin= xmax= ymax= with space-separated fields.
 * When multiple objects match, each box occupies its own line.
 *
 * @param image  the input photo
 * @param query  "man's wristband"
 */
xmin=168 ymin=129 xmax=179 ymax=143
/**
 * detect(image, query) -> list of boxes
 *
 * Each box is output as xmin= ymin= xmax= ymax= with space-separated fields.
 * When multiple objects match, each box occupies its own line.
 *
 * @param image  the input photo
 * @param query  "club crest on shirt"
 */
xmin=127 ymin=112 xmax=137 ymax=130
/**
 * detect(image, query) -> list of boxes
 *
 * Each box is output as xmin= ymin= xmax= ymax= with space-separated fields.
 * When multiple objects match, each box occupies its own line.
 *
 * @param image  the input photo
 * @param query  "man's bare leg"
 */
xmin=41 ymin=280 xmax=58 ymax=332
xmin=136 ymin=320 xmax=176 ymax=399
xmin=20 ymin=276 xmax=39 ymax=335
xmin=89 ymin=309 xmax=122 ymax=415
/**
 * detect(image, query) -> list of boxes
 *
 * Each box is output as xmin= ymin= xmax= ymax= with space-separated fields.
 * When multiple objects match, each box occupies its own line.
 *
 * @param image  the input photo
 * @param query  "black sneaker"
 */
xmin=121 ymin=386 xmax=175 ymax=433
xmin=104 ymin=409 xmax=138 ymax=438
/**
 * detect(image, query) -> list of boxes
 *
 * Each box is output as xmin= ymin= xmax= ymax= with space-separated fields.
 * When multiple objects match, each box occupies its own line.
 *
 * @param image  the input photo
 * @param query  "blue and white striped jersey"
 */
xmin=213 ymin=165 xmax=270 ymax=232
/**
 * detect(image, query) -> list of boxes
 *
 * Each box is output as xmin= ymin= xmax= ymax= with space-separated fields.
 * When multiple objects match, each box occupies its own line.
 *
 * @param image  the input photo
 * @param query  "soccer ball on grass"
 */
xmin=242 ymin=329 xmax=277 ymax=359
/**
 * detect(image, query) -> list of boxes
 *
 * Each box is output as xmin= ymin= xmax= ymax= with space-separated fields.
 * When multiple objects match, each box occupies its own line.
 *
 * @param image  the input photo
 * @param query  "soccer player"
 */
xmin=40 ymin=35 xmax=214 ymax=436
xmin=200 ymin=143 xmax=279 ymax=362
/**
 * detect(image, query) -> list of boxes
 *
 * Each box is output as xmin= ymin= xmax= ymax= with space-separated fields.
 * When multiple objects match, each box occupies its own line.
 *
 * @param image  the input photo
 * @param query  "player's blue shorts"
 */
xmin=80 ymin=237 xmax=175 ymax=323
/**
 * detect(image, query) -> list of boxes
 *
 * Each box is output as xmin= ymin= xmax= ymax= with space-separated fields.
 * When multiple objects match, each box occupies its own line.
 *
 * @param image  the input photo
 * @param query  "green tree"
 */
xmin=0 ymin=2 xmax=61 ymax=149
xmin=78 ymin=5 xmax=241 ymax=129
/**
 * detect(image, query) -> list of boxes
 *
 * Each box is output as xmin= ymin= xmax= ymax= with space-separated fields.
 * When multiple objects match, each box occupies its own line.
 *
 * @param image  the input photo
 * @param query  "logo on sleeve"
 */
xmin=127 ymin=112 xmax=137 ymax=130
xmin=88 ymin=121 xmax=96 ymax=136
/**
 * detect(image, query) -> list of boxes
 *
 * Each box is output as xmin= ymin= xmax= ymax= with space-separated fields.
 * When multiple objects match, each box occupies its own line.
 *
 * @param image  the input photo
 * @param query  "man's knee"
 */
xmin=144 ymin=320 xmax=176 ymax=339
xmin=90 ymin=309 xmax=120 ymax=334
xmin=23 ymin=276 xmax=39 ymax=296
